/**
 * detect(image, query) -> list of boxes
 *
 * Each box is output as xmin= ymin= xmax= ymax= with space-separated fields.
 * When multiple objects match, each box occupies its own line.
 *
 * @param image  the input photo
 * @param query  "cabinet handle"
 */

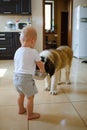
xmin=3 ymin=12 xmax=11 ymax=14
xmin=21 ymin=12 xmax=29 ymax=14
xmin=3 ymin=0 xmax=11 ymax=2
xmin=0 ymin=48 xmax=6 ymax=50
xmin=0 ymin=34 xmax=5 ymax=36
xmin=0 ymin=38 xmax=6 ymax=40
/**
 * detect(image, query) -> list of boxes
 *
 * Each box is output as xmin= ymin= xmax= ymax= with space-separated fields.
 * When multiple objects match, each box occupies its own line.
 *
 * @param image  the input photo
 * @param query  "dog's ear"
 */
xmin=45 ymin=58 xmax=55 ymax=77
xmin=40 ymin=56 xmax=46 ymax=62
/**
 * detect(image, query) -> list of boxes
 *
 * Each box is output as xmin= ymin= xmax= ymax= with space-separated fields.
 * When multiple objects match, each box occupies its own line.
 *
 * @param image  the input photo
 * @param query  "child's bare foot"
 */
xmin=28 ymin=113 xmax=40 ymax=120
xmin=18 ymin=108 xmax=26 ymax=114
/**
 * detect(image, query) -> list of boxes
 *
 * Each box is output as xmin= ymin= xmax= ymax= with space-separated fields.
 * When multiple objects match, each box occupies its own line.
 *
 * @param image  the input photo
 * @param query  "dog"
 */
xmin=40 ymin=46 xmax=73 ymax=95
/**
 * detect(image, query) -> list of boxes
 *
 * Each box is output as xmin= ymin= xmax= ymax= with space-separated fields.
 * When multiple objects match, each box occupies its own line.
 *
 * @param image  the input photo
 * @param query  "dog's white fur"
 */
xmin=40 ymin=46 xmax=73 ymax=95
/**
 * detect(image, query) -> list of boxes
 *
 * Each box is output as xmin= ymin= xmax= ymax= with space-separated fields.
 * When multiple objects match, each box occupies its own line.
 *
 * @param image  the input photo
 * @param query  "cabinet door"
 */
xmin=20 ymin=0 xmax=31 ymax=14
xmin=0 ymin=1 xmax=20 ymax=14
xmin=0 ymin=33 xmax=13 ymax=59
xmin=13 ymin=32 xmax=21 ymax=57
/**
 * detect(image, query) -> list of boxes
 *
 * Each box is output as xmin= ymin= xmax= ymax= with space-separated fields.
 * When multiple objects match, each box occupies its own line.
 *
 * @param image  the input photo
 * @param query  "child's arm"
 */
xmin=36 ymin=61 xmax=45 ymax=73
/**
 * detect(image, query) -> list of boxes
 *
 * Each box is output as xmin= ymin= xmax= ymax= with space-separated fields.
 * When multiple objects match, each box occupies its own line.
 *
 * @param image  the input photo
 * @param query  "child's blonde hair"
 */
xmin=20 ymin=26 xmax=37 ymax=43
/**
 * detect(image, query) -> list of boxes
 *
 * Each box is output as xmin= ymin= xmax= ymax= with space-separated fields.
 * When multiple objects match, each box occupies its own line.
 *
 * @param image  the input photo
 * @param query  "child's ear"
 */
xmin=31 ymin=38 xmax=34 ymax=42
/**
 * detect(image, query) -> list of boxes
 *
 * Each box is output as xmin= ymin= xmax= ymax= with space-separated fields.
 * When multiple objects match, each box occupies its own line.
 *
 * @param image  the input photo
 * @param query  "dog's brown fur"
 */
xmin=49 ymin=46 xmax=73 ymax=71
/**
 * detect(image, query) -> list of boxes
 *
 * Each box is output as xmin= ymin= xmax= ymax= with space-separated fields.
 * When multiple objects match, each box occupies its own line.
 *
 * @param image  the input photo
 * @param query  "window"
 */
xmin=45 ymin=1 xmax=54 ymax=32
xmin=45 ymin=3 xmax=52 ymax=30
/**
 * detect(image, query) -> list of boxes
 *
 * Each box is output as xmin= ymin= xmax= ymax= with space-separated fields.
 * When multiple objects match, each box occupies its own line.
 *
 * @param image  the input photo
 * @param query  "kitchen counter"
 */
xmin=0 ymin=28 xmax=21 ymax=32
xmin=0 ymin=25 xmax=31 ymax=33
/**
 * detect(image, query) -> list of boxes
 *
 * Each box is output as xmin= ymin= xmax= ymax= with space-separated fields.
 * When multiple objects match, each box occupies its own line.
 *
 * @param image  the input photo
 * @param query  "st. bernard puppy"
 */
xmin=40 ymin=46 xmax=73 ymax=95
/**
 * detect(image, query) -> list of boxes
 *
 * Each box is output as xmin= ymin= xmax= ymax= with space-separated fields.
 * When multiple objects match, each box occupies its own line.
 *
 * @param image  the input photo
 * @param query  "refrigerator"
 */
xmin=72 ymin=5 xmax=87 ymax=58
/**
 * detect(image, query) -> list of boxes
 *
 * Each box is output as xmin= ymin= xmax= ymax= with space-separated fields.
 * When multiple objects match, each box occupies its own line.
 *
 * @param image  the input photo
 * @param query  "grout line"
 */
xmin=0 ymin=100 xmax=87 ymax=108
xmin=71 ymin=102 xmax=87 ymax=127
xmin=27 ymin=121 xmax=29 ymax=130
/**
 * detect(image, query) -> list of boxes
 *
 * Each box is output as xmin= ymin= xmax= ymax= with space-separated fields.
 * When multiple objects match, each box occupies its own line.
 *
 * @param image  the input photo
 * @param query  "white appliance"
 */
xmin=72 ymin=5 xmax=87 ymax=58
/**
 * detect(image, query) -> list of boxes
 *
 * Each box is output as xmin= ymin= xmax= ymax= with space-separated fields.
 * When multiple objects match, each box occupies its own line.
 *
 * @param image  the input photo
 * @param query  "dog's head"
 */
xmin=40 ymin=56 xmax=55 ymax=77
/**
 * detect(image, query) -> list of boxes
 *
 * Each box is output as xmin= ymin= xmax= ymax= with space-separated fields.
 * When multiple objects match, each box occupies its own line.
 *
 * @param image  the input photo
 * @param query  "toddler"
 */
xmin=13 ymin=26 xmax=45 ymax=120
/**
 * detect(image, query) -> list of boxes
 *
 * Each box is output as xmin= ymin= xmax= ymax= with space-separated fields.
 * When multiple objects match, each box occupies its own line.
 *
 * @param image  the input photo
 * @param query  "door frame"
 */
xmin=68 ymin=0 xmax=73 ymax=47
xmin=43 ymin=0 xmax=45 ymax=49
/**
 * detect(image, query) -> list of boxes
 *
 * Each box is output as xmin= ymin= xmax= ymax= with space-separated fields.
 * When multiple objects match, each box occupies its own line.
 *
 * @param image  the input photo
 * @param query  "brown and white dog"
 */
xmin=40 ymin=46 xmax=73 ymax=95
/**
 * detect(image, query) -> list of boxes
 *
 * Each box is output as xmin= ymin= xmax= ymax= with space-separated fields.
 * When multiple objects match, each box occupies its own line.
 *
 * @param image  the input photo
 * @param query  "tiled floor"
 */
xmin=0 ymin=58 xmax=87 ymax=130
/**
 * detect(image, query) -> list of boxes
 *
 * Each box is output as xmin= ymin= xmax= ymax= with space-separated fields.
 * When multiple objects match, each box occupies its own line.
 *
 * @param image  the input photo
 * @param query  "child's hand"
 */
xmin=36 ymin=61 xmax=45 ymax=73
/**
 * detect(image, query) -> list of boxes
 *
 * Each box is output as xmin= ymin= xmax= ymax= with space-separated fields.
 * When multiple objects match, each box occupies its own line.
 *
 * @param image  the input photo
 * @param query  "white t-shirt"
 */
xmin=14 ymin=47 xmax=41 ymax=75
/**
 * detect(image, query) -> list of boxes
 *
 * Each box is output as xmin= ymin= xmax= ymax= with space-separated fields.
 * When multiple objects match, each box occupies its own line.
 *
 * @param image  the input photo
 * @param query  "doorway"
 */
xmin=43 ymin=0 xmax=73 ymax=49
xmin=61 ymin=12 xmax=68 ymax=46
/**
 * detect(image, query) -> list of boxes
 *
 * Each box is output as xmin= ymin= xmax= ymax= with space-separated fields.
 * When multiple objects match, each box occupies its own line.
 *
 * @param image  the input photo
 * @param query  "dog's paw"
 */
xmin=66 ymin=81 xmax=71 ymax=85
xmin=44 ymin=87 xmax=50 ymax=91
xmin=49 ymin=90 xmax=58 ymax=95
xmin=58 ymin=82 xmax=62 ymax=85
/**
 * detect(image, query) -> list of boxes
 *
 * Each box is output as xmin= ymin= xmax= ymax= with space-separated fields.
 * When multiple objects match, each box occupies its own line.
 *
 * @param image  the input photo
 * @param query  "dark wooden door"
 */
xmin=61 ymin=12 xmax=68 ymax=46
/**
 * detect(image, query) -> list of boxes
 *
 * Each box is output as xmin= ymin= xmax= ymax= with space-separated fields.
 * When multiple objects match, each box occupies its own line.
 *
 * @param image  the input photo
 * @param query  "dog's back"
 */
xmin=57 ymin=46 xmax=73 ymax=60
xmin=49 ymin=46 xmax=73 ymax=70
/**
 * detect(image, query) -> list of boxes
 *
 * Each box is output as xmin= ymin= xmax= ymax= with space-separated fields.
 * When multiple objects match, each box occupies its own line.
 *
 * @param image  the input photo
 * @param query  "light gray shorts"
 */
xmin=13 ymin=73 xmax=38 ymax=98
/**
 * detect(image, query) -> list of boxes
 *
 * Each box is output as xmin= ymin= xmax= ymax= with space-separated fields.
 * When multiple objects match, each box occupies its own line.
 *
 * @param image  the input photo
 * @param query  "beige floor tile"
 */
xmin=0 ymin=60 xmax=11 ymax=67
xmin=35 ymin=87 xmax=69 ymax=104
xmin=0 ymin=60 xmax=14 ymax=88
xmin=62 ymin=85 xmax=87 ymax=102
xmin=0 ymin=88 xmax=17 ymax=106
xmin=73 ymin=102 xmax=87 ymax=125
xmin=0 ymin=106 xmax=28 ymax=130
xmin=29 ymin=103 xmax=86 ymax=130
xmin=71 ymin=58 xmax=87 ymax=83
xmin=35 ymin=92 xmax=69 ymax=104
xmin=0 ymin=77 xmax=13 ymax=88
xmin=34 ymin=79 xmax=70 ymax=104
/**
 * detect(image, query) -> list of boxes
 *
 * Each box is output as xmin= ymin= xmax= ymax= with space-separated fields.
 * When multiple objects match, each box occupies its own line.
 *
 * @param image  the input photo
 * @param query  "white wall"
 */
xmin=32 ymin=0 xmax=43 ymax=52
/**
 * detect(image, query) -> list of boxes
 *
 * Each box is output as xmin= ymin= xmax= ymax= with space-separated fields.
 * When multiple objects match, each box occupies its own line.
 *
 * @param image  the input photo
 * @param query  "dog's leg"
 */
xmin=65 ymin=66 xmax=71 ymax=84
xmin=50 ymin=71 xmax=59 ymax=95
xmin=57 ymin=70 xmax=61 ymax=85
xmin=44 ymin=74 xmax=51 ymax=91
